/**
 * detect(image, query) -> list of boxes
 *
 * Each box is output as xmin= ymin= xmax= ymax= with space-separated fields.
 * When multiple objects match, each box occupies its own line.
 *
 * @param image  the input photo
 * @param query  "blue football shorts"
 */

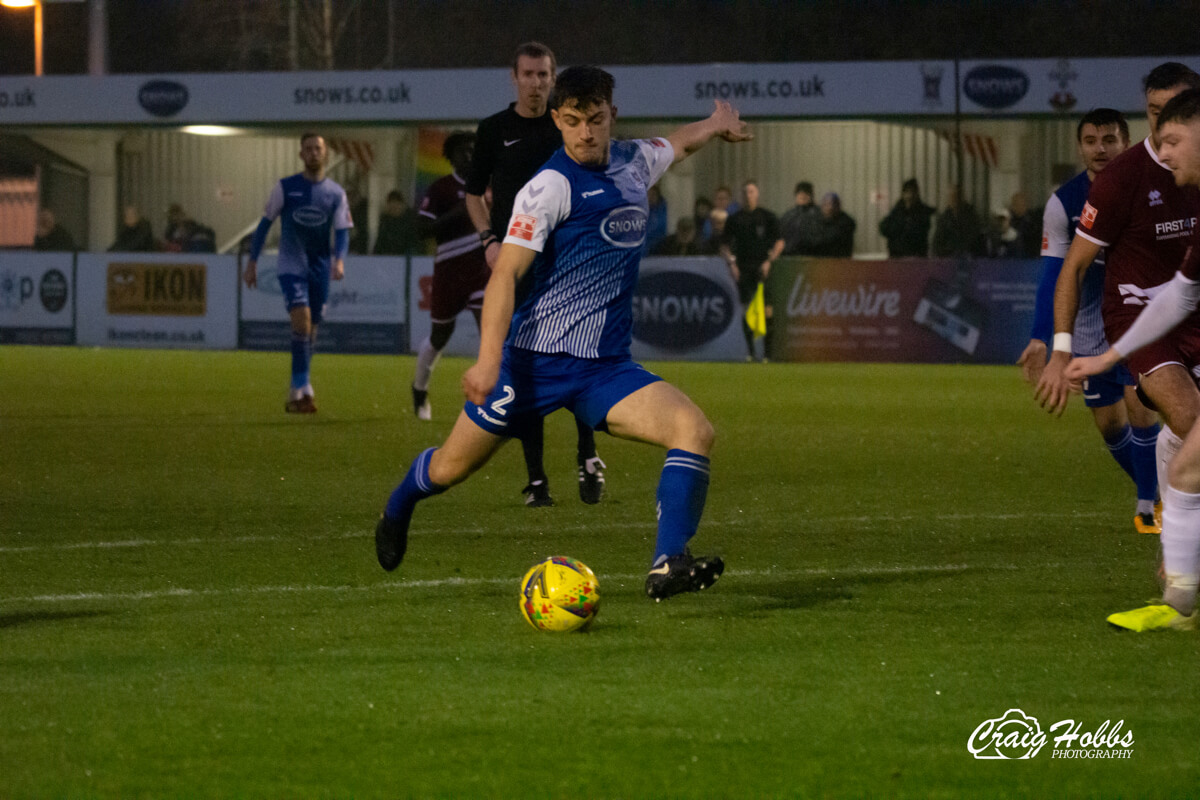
xmin=278 ymin=270 xmax=331 ymax=325
xmin=1080 ymin=360 xmax=1134 ymax=409
xmin=465 ymin=349 xmax=663 ymax=439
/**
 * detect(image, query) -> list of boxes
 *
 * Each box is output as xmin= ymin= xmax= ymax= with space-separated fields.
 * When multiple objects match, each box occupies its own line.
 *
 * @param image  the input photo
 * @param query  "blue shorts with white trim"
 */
xmin=1081 ymin=361 xmax=1134 ymax=409
xmin=465 ymin=348 xmax=662 ymax=439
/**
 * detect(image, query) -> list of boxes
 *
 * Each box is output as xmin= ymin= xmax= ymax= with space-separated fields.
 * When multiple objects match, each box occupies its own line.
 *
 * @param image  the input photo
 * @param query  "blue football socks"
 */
xmin=653 ymin=449 xmax=711 ymax=563
xmin=1131 ymin=423 xmax=1161 ymax=503
xmin=1104 ymin=425 xmax=1136 ymax=485
xmin=385 ymin=447 xmax=447 ymax=521
xmin=290 ymin=331 xmax=312 ymax=391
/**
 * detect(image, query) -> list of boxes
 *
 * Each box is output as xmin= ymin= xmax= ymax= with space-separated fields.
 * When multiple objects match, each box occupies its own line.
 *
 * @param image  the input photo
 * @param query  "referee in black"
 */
xmin=464 ymin=41 xmax=606 ymax=508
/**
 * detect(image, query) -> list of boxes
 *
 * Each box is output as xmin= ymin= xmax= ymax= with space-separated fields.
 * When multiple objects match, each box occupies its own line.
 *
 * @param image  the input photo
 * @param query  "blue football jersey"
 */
xmin=1039 ymin=170 xmax=1109 ymax=356
xmin=502 ymin=138 xmax=675 ymax=358
xmin=262 ymin=173 xmax=353 ymax=277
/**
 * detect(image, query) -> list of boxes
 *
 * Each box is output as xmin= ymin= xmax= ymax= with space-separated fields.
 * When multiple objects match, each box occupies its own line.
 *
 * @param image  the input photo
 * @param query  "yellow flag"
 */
xmin=744 ymin=282 xmax=767 ymax=337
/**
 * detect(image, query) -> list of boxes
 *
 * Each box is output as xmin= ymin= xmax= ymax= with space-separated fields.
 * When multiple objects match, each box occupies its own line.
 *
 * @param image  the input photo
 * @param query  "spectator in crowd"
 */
xmin=164 ymin=203 xmax=188 ymax=243
xmin=932 ymin=185 xmax=984 ymax=257
xmin=1007 ymin=190 xmax=1042 ymax=257
xmin=652 ymin=216 xmax=709 ymax=256
xmin=878 ymin=177 xmax=934 ymax=257
xmin=33 ymin=208 xmax=76 ymax=251
xmin=164 ymin=209 xmax=216 ymax=253
xmin=109 ymin=204 xmax=156 ymax=252
xmin=373 ymin=189 xmax=422 ymax=255
xmin=721 ymin=180 xmax=783 ymax=361
xmin=707 ymin=207 xmax=729 ymax=247
xmin=180 ymin=218 xmax=217 ymax=252
xmin=984 ymin=208 xmax=1023 ymax=258
xmin=693 ymin=195 xmax=714 ymax=239
xmin=347 ymin=186 xmax=370 ymax=254
xmin=778 ymin=180 xmax=821 ymax=255
xmin=645 ymin=184 xmax=669 ymax=253
xmin=713 ymin=184 xmax=740 ymax=217
xmin=810 ymin=192 xmax=857 ymax=257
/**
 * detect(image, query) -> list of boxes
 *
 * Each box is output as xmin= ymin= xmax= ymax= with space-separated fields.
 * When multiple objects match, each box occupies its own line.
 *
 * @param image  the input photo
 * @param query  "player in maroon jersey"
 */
xmin=1065 ymin=88 xmax=1200 ymax=630
xmin=1038 ymin=63 xmax=1200 ymax=512
xmin=410 ymin=132 xmax=493 ymax=421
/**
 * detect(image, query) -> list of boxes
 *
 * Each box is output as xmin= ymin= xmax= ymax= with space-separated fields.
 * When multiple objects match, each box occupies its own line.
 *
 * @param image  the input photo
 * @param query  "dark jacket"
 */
xmin=879 ymin=200 xmax=934 ymax=257
xmin=778 ymin=204 xmax=823 ymax=255
xmin=109 ymin=219 xmax=156 ymax=252
xmin=932 ymin=205 xmax=984 ymax=258
xmin=810 ymin=211 xmax=857 ymax=257
xmin=34 ymin=225 xmax=77 ymax=252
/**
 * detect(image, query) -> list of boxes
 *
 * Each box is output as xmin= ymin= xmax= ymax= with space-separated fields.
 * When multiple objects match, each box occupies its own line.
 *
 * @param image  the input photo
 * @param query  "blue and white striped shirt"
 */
xmin=502 ymin=138 xmax=675 ymax=359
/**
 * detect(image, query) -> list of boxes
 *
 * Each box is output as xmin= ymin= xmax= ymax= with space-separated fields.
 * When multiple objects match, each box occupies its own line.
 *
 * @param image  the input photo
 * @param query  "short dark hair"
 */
xmin=742 ymin=179 xmax=759 ymax=190
xmin=1077 ymin=108 xmax=1129 ymax=142
xmin=386 ymin=190 xmax=406 ymax=203
xmin=901 ymin=178 xmax=920 ymax=193
xmin=1144 ymin=62 xmax=1200 ymax=93
xmin=300 ymin=132 xmax=323 ymax=147
xmin=795 ymin=181 xmax=814 ymax=196
xmin=513 ymin=41 xmax=556 ymax=74
xmin=442 ymin=131 xmax=475 ymax=161
xmin=550 ymin=65 xmax=614 ymax=111
xmin=1158 ymin=87 xmax=1200 ymax=129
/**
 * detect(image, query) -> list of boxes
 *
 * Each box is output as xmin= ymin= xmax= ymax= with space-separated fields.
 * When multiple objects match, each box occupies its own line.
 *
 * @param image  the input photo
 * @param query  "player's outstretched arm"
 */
xmin=1065 ymin=349 xmax=1123 ymax=383
xmin=1016 ymin=338 xmax=1047 ymax=386
xmin=667 ymin=100 xmax=753 ymax=164
xmin=462 ymin=243 xmax=537 ymax=405
xmin=1034 ymin=235 xmax=1101 ymax=415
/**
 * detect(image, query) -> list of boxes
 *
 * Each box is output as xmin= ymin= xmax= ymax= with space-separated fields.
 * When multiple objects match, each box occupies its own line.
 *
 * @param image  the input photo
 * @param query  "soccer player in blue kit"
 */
xmin=375 ymin=66 xmax=753 ymax=600
xmin=244 ymin=132 xmax=354 ymax=413
xmin=1017 ymin=108 xmax=1161 ymax=533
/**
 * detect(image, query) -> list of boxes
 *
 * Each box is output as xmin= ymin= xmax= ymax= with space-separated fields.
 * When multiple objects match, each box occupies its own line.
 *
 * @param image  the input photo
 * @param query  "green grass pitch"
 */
xmin=2 ymin=346 xmax=1198 ymax=798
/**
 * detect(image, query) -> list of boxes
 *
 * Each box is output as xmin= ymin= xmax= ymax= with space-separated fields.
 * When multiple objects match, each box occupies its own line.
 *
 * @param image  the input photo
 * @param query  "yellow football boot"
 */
xmin=1107 ymin=604 xmax=1195 ymax=632
xmin=1133 ymin=512 xmax=1161 ymax=535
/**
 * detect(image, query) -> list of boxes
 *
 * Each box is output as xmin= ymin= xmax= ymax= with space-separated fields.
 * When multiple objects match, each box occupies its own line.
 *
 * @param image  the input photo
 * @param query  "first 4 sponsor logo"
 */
xmin=969 ymin=709 xmax=1134 ymax=760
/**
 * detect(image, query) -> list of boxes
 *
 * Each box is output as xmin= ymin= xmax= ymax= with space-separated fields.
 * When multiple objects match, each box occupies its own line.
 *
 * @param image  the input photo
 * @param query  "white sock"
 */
xmin=413 ymin=338 xmax=442 ymax=392
xmin=1161 ymin=484 xmax=1200 ymax=614
xmin=1156 ymin=426 xmax=1183 ymax=502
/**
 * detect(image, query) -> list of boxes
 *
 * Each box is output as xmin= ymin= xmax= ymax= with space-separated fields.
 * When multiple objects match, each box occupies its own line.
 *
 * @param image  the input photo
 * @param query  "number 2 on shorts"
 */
xmin=491 ymin=385 xmax=515 ymax=417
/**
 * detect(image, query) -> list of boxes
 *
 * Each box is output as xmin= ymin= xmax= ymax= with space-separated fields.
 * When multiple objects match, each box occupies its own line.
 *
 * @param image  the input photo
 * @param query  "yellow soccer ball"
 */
xmin=519 ymin=556 xmax=600 ymax=632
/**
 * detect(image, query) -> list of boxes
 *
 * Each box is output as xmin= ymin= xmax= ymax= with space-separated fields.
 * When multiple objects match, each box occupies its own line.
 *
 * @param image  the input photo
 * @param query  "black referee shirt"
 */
xmin=465 ymin=102 xmax=563 ymax=235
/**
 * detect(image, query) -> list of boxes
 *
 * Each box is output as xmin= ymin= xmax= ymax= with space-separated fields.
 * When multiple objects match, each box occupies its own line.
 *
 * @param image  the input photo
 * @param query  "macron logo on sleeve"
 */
xmin=1080 ymin=202 xmax=1098 ymax=229
xmin=509 ymin=214 xmax=536 ymax=241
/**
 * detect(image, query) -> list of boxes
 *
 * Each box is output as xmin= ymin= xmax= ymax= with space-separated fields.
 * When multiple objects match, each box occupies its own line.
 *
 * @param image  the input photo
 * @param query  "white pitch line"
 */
xmin=1 ymin=563 xmax=981 ymax=606
xmin=0 ymin=510 xmax=1115 ymax=554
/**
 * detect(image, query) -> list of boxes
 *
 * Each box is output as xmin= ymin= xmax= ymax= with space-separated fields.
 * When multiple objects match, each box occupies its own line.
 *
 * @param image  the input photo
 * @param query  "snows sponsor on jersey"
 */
xmin=292 ymin=206 xmax=330 ymax=227
xmin=600 ymin=206 xmax=648 ymax=248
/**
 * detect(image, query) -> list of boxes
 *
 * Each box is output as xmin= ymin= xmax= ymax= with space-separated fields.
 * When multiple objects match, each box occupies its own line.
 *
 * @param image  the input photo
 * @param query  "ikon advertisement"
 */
xmin=765 ymin=257 xmax=1040 ymax=364
xmin=75 ymin=253 xmax=238 ymax=349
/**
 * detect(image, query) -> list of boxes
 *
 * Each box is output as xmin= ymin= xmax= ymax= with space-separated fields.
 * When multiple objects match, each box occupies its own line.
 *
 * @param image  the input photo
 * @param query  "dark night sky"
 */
xmin=1 ymin=1 xmax=1199 ymax=76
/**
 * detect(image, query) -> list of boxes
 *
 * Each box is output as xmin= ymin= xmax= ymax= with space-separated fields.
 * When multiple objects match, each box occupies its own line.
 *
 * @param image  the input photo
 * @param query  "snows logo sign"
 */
xmin=969 ymin=709 xmax=1134 ymax=760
